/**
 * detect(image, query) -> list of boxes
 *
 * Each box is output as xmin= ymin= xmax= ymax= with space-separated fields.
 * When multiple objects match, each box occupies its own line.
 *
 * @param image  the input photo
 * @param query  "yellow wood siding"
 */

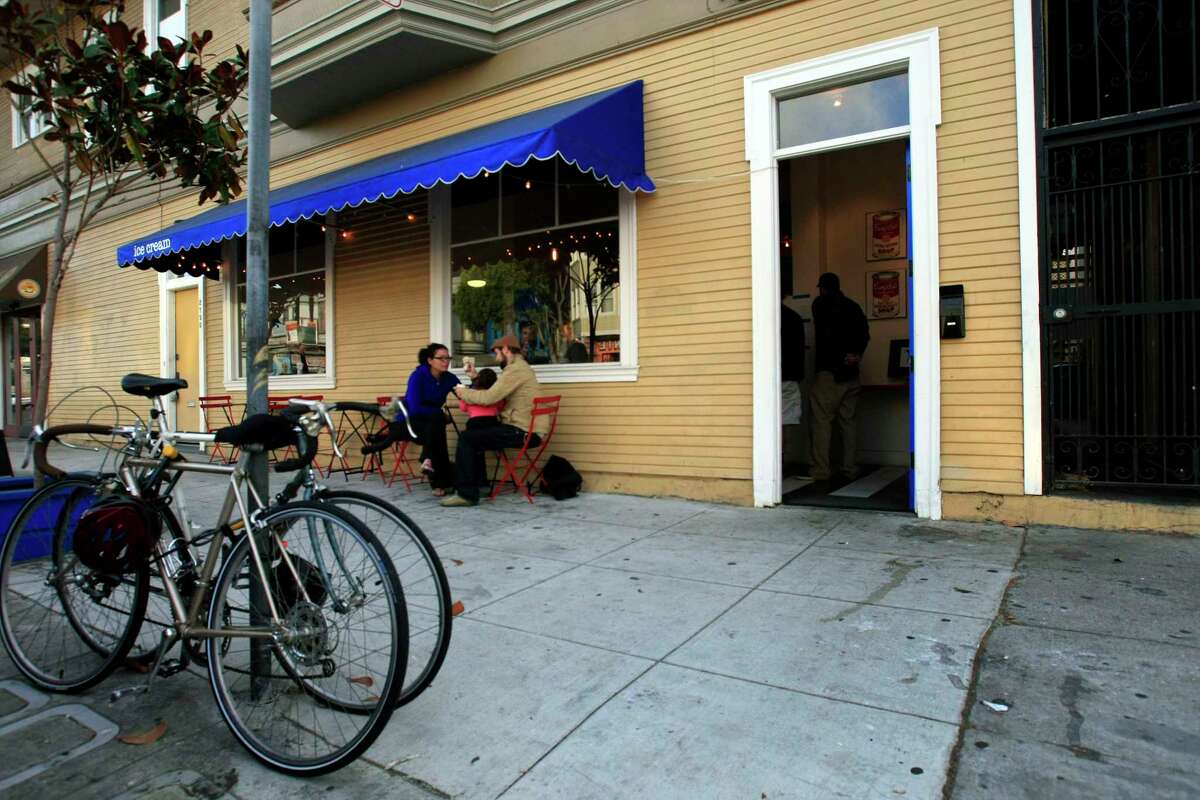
xmin=44 ymin=210 xmax=163 ymax=425
xmin=50 ymin=0 xmax=1025 ymax=503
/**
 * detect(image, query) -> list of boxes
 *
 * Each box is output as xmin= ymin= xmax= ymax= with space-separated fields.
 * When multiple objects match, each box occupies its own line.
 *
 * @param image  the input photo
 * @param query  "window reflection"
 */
xmin=449 ymin=158 xmax=622 ymax=368
xmin=235 ymin=221 xmax=328 ymax=377
xmin=777 ymin=72 xmax=909 ymax=149
xmin=451 ymin=220 xmax=620 ymax=367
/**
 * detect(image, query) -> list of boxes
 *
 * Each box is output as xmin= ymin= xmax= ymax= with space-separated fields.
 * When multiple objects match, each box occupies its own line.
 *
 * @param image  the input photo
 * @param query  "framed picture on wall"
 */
xmin=866 ymin=268 xmax=907 ymax=320
xmin=888 ymin=338 xmax=911 ymax=380
xmin=866 ymin=209 xmax=907 ymax=261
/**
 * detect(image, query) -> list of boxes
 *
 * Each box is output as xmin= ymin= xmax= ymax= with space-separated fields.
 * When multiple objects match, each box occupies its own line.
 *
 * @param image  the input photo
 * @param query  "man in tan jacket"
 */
xmin=441 ymin=334 xmax=548 ymax=507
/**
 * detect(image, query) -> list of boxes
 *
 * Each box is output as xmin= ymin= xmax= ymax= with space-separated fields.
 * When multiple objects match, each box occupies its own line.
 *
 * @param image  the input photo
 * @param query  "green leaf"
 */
xmin=105 ymin=20 xmax=132 ymax=52
xmin=3 ymin=80 xmax=35 ymax=96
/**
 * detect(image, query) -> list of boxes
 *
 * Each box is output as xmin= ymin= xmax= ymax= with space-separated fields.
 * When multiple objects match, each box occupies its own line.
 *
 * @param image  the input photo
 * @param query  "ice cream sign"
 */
xmin=132 ymin=237 xmax=172 ymax=259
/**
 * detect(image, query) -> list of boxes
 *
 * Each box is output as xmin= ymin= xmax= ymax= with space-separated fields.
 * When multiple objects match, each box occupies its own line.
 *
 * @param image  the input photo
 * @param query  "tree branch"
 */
xmin=25 ymin=135 xmax=69 ymax=191
xmin=59 ymin=167 xmax=127 ymax=289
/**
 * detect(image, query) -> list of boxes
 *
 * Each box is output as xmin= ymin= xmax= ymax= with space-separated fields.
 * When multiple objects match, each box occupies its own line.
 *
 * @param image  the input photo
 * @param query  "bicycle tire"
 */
xmin=317 ymin=489 xmax=452 ymax=706
xmin=0 ymin=476 xmax=149 ymax=692
xmin=206 ymin=501 xmax=407 ymax=775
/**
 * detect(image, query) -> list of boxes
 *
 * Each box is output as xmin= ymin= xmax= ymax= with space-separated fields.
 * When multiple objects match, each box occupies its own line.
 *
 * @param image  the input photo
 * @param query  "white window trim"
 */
xmin=222 ymin=224 xmax=338 ymax=391
xmin=9 ymin=67 xmax=49 ymax=149
xmin=429 ymin=184 xmax=640 ymax=383
xmin=144 ymin=0 xmax=188 ymax=51
xmin=744 ymin=28 xmax=943 ymax=518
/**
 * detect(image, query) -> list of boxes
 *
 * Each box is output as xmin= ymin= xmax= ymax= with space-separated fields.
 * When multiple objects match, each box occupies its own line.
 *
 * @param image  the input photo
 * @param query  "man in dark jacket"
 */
xmin=810 ymin=272 xmax=869 ymax=480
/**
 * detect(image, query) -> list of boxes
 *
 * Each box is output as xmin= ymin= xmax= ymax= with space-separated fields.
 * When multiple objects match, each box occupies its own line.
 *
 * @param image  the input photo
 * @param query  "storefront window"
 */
xmin=231 ymin=220 xmax=329 ymax=378
xmin=449 ymin=159 xmax=621 ymax=368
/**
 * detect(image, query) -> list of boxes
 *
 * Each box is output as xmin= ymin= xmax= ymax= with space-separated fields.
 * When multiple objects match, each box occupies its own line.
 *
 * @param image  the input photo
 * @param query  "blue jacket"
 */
xmin=403 ymin=364 xmax=460 ymax=418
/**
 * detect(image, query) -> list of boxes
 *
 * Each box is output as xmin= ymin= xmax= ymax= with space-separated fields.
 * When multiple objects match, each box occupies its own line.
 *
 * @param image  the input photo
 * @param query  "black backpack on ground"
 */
xmin=539 ymin=455 xmax=582 ymax=501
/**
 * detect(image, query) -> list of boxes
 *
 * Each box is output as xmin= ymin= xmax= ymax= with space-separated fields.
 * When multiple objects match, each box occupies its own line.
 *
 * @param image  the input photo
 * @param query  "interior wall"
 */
xmin=787 ymin=138 xmax=911 ymax=467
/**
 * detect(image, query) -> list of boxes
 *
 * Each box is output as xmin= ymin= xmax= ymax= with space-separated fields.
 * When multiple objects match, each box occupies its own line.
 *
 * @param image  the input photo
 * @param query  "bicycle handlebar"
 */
xmin=273 ymin=430 xmax=320 ymax=473
xmin=33 ymin=423 xmax=124 ymax=480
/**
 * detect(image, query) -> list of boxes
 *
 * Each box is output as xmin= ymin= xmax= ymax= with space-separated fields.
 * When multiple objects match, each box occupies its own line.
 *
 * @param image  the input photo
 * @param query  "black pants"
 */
xmin=409 ymin=412 xmax=453 ymax=489
xmin=454 ymin=424 xmax=539 ymax=501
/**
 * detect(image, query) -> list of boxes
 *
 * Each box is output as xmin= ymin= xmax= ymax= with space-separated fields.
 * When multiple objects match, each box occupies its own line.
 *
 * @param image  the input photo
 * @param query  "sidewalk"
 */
xmin=0 ymin=439 xmax=1087 ymax=797
xmin=947 ymin=525 xmax=1200 ymax=799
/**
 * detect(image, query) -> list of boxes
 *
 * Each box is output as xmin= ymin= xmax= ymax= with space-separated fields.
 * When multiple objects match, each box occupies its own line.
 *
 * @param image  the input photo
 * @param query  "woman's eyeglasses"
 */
xmin=431 ymin=355 xmax=451 ymax=362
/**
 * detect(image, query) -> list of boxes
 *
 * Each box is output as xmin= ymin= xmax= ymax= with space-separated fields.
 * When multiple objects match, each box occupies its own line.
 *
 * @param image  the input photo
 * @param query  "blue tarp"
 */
xmin=117 ymin=80 xmax=655 ymax=274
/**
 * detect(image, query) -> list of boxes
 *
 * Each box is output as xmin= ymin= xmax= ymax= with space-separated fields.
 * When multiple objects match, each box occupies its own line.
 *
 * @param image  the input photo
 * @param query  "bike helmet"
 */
xmin=73 ymin=496 xmax=161 ymax=574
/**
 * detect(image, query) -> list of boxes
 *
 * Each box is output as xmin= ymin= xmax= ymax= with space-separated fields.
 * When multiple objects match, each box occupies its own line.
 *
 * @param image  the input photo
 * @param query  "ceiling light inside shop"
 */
xmin=467 ymin=279 xmax=487 ymax=288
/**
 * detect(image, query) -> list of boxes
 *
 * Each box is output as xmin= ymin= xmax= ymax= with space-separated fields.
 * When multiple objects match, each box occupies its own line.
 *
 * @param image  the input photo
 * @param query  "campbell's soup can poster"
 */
xmin=867 ymin=269 xmax=905 ymax=319
xmin=867 ymin=209 xmax=906 ymax=261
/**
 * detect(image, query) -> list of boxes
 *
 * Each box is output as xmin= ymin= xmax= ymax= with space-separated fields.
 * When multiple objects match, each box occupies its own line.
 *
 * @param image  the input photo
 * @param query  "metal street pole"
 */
xmin=246 ymin=0 xmax=271 ymax=697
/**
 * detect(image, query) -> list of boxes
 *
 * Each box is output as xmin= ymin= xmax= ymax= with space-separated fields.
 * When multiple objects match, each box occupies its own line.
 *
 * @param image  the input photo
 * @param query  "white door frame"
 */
xmin=744 ymin=28 xmax=943 ymax=518
xmin=158 ymin=273 xmax=207 ymax=432
xmin=1013 ymin=0 xmax=1043 ymax=495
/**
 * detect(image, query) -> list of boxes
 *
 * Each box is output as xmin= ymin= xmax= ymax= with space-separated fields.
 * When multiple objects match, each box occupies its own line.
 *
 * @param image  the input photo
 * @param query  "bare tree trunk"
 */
xmin=586 ymin=293 xmax=598 ymax=360
xmin=32 ymin=266 xmax=59 ymax=427
xmin=31 ymin=175 xmax=72 ymax=429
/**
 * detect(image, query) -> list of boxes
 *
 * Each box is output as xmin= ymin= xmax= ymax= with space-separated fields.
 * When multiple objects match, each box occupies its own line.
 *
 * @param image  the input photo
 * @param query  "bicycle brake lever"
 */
xmin=323 ymin=407 xmax=344 ymax=459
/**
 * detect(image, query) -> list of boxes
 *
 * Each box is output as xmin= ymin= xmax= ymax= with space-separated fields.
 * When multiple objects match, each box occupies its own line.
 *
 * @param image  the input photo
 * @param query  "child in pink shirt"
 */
xmin=458 ymin=368 xmax=505 ymax=429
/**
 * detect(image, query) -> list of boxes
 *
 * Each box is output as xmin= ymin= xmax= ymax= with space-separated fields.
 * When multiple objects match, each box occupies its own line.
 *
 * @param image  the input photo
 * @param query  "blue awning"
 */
xmin=117 ymin=80 xmax=655 ymax=271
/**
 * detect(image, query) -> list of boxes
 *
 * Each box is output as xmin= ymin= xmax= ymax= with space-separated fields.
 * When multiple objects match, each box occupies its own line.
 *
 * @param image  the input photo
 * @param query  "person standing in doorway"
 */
xmin=810 ymin=272 xmax=869 ymax=481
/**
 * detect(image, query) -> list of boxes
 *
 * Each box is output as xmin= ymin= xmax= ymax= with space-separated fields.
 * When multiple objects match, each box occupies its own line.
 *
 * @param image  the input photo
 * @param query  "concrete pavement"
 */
xmin=947 ymin=525 xmax=1200 ymax=799
xmin=6 ymin=439 xmax=1185 ymax=798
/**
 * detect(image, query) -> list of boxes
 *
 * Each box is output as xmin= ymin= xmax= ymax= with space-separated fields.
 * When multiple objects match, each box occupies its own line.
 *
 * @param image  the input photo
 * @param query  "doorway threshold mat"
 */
xmin=782 ymin=465 xmax=910 ymax=512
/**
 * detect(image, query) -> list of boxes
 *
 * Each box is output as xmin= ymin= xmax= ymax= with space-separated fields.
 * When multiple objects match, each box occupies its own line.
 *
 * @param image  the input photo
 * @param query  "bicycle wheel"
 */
xmin=206 ymin=502 xmax=407 ymax=775
xmin=318 ymin=489 xmax=451 ymax=706
xmin=0 ymin=477 xmax=149 ymax=692
xmin=130 ymin=507 xmax=203 ymax=667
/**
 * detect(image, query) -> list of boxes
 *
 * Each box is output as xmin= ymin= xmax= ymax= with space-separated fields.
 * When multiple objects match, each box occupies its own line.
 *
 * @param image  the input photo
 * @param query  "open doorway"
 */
xmin=779 ymin=138 xmax=912 ymax=512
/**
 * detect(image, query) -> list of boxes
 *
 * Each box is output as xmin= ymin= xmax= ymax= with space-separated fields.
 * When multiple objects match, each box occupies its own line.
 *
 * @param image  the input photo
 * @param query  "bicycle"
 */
xmin=273 ymin=398 xmax=452 ymax=707
xmin=200 ymin=395 xmax=452 ymax=706
xmin=0 ymin=374 xmax=408 ymax=775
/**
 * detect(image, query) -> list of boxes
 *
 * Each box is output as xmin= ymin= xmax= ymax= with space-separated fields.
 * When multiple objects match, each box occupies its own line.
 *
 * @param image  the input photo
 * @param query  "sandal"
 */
xmin=431 ymin=488 xmax=446 ymax=497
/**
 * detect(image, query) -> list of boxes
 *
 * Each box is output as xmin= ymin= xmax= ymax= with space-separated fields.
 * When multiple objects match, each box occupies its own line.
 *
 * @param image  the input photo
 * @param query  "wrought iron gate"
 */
xmin=1037 ymin=1 xmax=1200 ymax=491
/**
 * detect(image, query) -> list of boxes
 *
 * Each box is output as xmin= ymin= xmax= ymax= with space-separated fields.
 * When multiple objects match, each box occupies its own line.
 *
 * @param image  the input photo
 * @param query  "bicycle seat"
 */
xmin=121 ymin=373 xmax=188 ymax=398
xmin=213 ymin=413 xmax=297 ymax=450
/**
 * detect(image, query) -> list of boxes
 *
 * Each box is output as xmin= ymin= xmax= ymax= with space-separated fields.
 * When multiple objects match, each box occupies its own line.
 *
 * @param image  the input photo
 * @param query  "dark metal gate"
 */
xmin=1037 ymin=0 xmax=1200 ymax=492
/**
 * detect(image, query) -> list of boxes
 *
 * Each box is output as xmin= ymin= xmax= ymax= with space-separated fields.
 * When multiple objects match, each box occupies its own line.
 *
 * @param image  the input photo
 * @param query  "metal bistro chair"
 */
xmin=268 ymin=394 xmax=327 ymax=476
xmin=489 ymin=395 xmax=561 ymax=504
xmin=199 ymin=394 xmax=241 ymax=463
xmin=361 ymin=395 xmax=426 ymax=491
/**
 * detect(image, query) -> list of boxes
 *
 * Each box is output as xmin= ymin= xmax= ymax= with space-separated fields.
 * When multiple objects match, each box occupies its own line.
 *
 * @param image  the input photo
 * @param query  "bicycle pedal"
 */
xmin=109 ymin=684 xmax=149 ymax=703
xmin=156 ymin=658 xmax=186 ymax=678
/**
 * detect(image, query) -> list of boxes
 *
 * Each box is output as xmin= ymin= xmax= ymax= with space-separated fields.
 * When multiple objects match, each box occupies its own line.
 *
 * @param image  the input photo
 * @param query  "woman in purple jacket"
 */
xmin=403 ymin=343 xmax=461 ymax=496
